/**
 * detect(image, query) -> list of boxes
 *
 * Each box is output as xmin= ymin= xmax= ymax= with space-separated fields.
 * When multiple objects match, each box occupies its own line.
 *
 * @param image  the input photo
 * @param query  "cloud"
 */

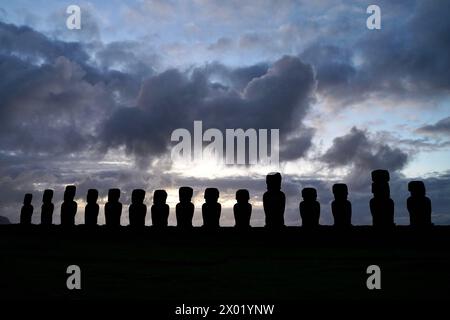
xmin=300 ymin=0 xmax=450 ymax=107
xmin=0 ymin=21 xmax=88 ymax=64
xmin=321 ymin=127 xmax=409 ymax=187
xmin=417 ymin=116 xmax=450 ymax=136
xmin=322 ymin=127 xmax=408 ymax=170
xmin=0 ymin=20 xmax=317 ymax=166
xmin=0 ymin=54 xmax=113 ymax=155
xmin=100 ymin=55 xmax=317 ymax=164
xmin=0 ymin=21 xmax=156 ymax=157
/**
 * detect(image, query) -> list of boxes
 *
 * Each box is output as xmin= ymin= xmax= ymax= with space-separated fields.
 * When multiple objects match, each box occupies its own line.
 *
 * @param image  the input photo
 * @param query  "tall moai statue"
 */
xmin=129 ymin=189 xmax=147 ymax=227
xmin=40 ymin=189 xmax=54 ymax=226
xmin=370 ymin=170 xmax=394 ymax=228
xmin=234 ymin=189 xmax=252 ymax=228
xmin=202 ymin=188 xmax=221 ymax=229
xmin=176 ymin=186 xmax=194 ymax=228
xmin=60 ymin=185 xmax=77 ymax=227
xmin=263 ymin=172 xmax=285 ymax=228
xmin=84 ymin=189 xmax=99 ymax=226
xmin=20 ymin=193 xmax=33 ymax=225
xmin=105 ymin=188 xmax=122 ymax=227
xmin=151 ymin=190 xmax=169 ymax=228
xmin=407 ymin=181 xmax=432 ymax=228
xmin=331 ymin=184 xmax=352 ymax=227
xmin=299 ymin=187 xmax=320 ymax=228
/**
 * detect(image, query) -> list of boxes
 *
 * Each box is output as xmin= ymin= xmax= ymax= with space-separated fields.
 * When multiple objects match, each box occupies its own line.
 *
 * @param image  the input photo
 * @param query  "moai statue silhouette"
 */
xmin=202 ymin=188 xmax=221 ymax=228
xmin=151 ymin=190 xmax=169 ymax=228
xmin=176 ymin=186 xmax=194 ymax=228
xmin=105 ymin=188 xmax=122 ymax=227
xmin=299 ymin=187 xmax=320 ymax=228
xmin=129 ymin=189 xmax=147 ymax=227
xmin=234 ymin=189 xmax=252 ymax=228
xmin=84 ymin=189 xmax=99 ymax=226
xmin=370 ymin=170 xmax=394 ymax=228
xmin=60 ymin=185 xmax=77 ymax=227
xmin=40 ymin=189 xmax=54 ymax=226
xmin=407 ymin=181 xmax=432 ymax=227
xmin=20 ymin=193 xmax=33 ymax=225
xmin=331 ymin=184 xmax=352 ymax=227
xmin=263 ymin=172 xmax=286 ymax=229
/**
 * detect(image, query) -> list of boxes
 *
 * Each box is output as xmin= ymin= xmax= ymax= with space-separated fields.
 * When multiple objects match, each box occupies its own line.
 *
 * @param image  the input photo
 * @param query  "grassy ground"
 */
xmin=1 ymin=225 xmax=450 ymax=302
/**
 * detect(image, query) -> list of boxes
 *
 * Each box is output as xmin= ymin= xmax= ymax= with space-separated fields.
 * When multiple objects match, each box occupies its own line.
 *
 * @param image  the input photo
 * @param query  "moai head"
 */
xmin=132 ymin=189 xmax=146 ymax=204
xmin=179 ymin=186 xmax=193 ymax=203
xmin=42 ymin=189 xmax=53 ymax=203
xmin=408 ymin=181 xmax=426 ymax=197
xmin=153 ymin=190 xmax=168 ymax=205
xmin=371 ymin=182 xmax=390 ymax=198
xmin=236 ymin=189 xmax=250 ymax=203
xmin=64 ymin=185 xmax=76 ymax=202
xmin=86 ymin=189 xmax=99 ymax=204
xmin=204 ymin=188 xmax=219 ymax=204
xmin=301 ymin=188 xmax=317 ymax=201
xmin=23 ymin=193 xmax=33 ymax=205
xmin=371 ymin=169 xmax=390 ymax=183
xmin=108 ymin=188 xmax=121 ymax=202
xmin=266 ymin=172 xmax=282 ymax=191
xmin=332 ymin=184 xmax=348 ymax=200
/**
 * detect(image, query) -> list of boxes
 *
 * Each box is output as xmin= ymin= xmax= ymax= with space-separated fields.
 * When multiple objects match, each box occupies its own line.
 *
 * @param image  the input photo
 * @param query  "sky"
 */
xmin=0 ymin=0 xmax=449 ymax=226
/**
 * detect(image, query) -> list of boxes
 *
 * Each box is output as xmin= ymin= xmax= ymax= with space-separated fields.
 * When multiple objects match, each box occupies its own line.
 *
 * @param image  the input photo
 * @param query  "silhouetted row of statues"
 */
xmin=19 ymin=170 xmax=433 ymax=229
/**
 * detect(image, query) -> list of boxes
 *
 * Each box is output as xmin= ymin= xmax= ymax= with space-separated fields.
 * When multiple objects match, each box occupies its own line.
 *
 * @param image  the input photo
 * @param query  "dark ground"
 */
xmin=1 ymin=225 xmax=450 ymax=304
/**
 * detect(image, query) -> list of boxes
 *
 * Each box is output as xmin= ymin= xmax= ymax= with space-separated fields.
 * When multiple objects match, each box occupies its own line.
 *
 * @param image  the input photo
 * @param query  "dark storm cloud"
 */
xmin=0 ymin=21 xmax=88 ymax=63
xmin=361 ymin=0 xmax=450 ymax=91
xmin=0 ymin=54 xmax=112 ymax=154
xmin=204 ymin=62 xmax=269 ymax=91
xmin=417 ymin=116 xmax=450 ymax=136
xmin=0 ymin=20 xmax=316 ymax=165
xmin=322 ymin=127 xmax=408 ymax=171
xmin=279 ymin=127 xmax=315 ymax=160
xmin=0 ymin=21 xmax=151 ymax=156
xmin=321 ymin=127 xmax=409 ymax=188
xmin=300 ymin=44 xmax=356 ymax=95
xmin=100 ymin=55 xmax=316 ymax=164
xmin=300 ymin=0 xmax=450 ymax=106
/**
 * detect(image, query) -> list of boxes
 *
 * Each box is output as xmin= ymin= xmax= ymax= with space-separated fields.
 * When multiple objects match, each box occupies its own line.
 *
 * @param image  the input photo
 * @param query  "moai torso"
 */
xmin=331 ymin=184 xmax=352 ymax=227
xmin=151 ymin=190 xmax=169 ymax=228
xmin=202 ymin=188 xmax=221 ymax=228
xmin=105 ymin=189 xmax=122 ymax=227
xmin=61 ymin=186 xmax=77 ymax=227
xmin=176 ymin=202 xmax=194 ymax=228
xmin=129 ymin=189 xmax=147 ymax=227
xmin=85 ymin=189 xmax=99 ymax=226
xmin=300 ymin=188 xmax=320 ymax=228
xmin=20 ymin=194 xmax=33 ymax=225
xmin=407 ymin=181 xmax=432 ymax=227
xmin=331 ymin=200 xmax=352 ymax=227
xmin=176 ymin=187 xmax=194 ymax=228
xmin=263 ymin=173 xmax=285 ymax=228
xmin=41 ymin=189 xmax=54 ymax=225
xmin=370 ymin=171 xmax=394 ymax=228
xmin=234 ymin=189 xmax=252 ymax=228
